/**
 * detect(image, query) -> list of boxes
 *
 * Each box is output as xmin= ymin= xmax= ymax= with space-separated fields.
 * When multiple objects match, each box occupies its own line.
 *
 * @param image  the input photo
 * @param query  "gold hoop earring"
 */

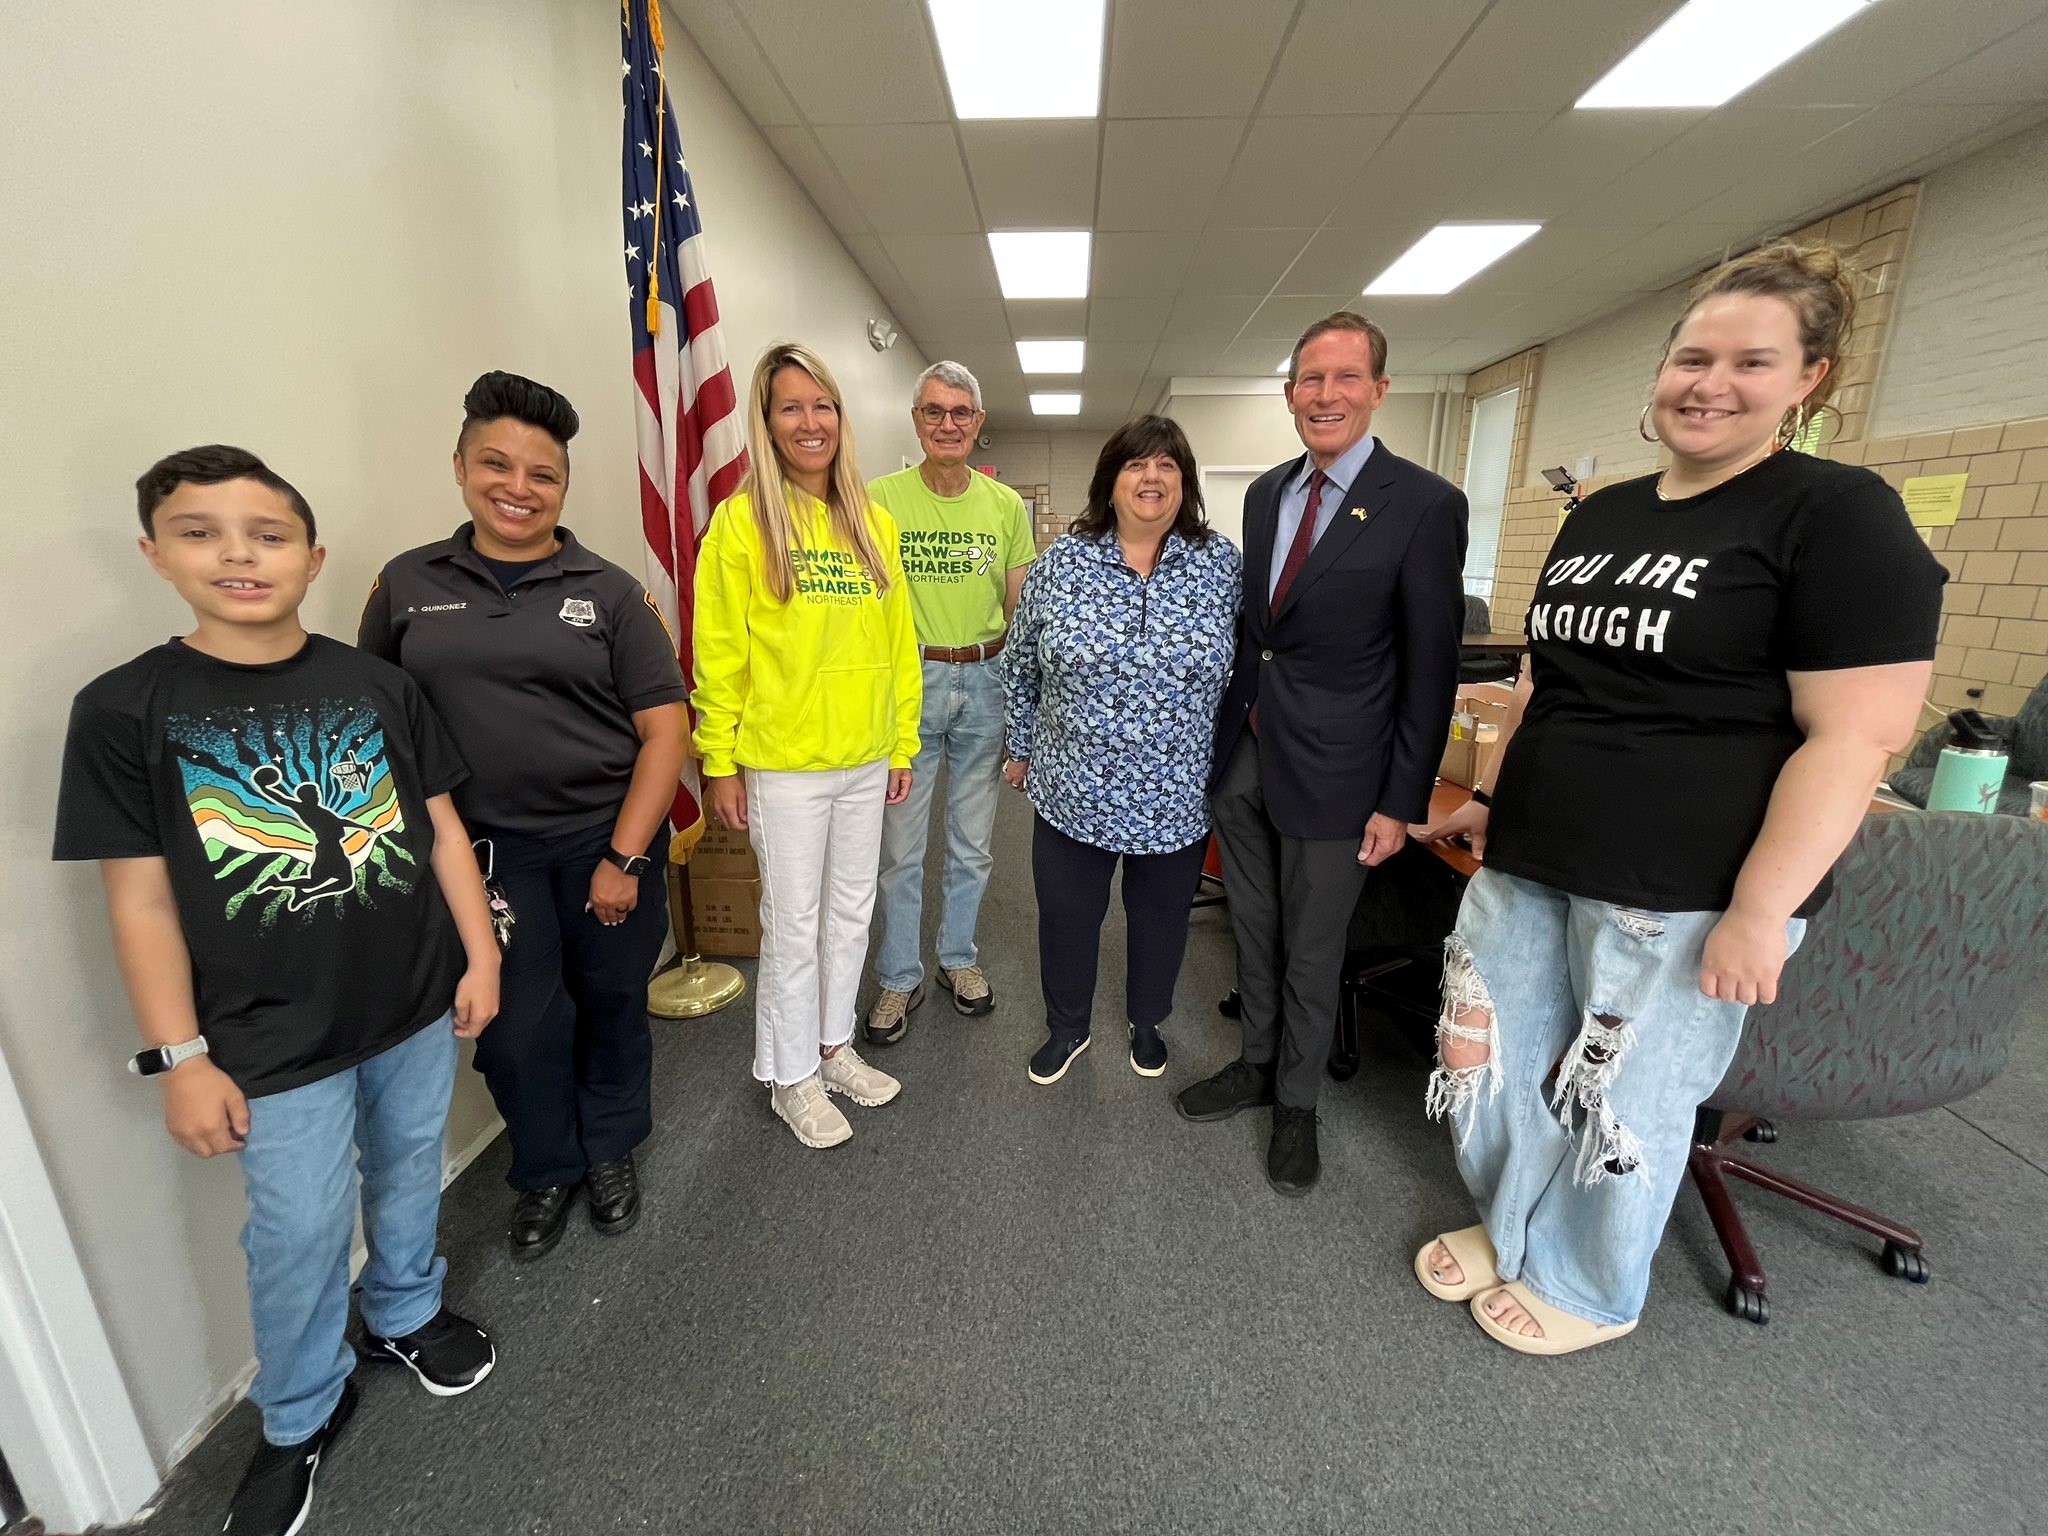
xmin=1777 ymin=403 xmax=1811 ymax=449
xmin=1637 ymin=403 xmax=1660 ymax=444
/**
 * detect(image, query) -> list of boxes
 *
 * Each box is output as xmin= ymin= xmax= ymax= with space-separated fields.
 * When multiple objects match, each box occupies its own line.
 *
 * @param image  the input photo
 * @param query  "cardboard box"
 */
xmin=687 ymin=872 xmax=761 ymax=957
xmin=688 ymin=822 xmax=759 ymax=880
xmin=1439 ymin=687 xmax=1512 ymax=790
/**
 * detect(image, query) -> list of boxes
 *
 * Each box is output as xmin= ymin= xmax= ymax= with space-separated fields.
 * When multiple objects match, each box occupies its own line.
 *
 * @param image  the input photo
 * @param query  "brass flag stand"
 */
xmin=648 ymin=817 xmax=745 ymax=1019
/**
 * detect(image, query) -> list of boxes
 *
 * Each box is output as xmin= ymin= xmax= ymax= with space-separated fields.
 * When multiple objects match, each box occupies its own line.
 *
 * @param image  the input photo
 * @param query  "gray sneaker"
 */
xmin=938 ymin=964 xmax=994 ymax=1017
xmin=863 ymin=981 xmax=928 ymax=1047
xmin=820 ymin=1043 xmax=902 ymax=1107
xmin=771 ymin=1075 xmax=852 ymax=1148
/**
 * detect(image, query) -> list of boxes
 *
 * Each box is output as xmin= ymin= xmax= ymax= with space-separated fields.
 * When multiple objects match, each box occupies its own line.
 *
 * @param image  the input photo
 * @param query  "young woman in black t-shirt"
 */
xmin=1410 ymin=243 xmax=1944 ymax=1354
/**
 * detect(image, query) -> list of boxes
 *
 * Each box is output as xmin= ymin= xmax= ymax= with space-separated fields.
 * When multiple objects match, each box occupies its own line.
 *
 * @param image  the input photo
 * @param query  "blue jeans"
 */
xmin=238 ymin=1014 xmax=457 ymax=1444
xmin=1427 ymin=869 xmax=1805 ymax=1327
xmin=874 ymin=658 xmax=1005 ymax=990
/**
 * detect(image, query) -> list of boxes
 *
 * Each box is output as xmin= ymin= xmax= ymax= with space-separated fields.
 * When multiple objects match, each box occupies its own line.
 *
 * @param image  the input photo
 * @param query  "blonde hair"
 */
xmin=1664 ymin=240 xmax=1859 ymax=436
xmin=738 ymin=342 xmax=890 ymax=604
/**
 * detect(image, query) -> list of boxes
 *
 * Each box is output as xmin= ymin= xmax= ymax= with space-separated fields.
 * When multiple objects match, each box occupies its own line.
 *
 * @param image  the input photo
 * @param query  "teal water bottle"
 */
xmin=1925 ymin=709 xmax=2008 ymax=814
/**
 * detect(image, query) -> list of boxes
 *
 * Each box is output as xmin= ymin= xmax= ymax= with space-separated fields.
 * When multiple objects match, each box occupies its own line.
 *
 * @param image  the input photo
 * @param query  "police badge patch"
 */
xmin=559 ymin=597 xmax=597 ymax=627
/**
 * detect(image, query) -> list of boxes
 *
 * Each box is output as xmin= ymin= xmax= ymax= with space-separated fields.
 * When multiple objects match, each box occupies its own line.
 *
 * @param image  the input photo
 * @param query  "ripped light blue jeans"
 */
xmin=1426 ymin=867 xmax=1805 ymax=1327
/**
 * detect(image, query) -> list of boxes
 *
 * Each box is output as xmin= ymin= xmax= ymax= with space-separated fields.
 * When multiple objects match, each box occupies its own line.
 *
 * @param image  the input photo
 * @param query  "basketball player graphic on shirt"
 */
xmin=247 ymin=761 xmax=386 ymax=911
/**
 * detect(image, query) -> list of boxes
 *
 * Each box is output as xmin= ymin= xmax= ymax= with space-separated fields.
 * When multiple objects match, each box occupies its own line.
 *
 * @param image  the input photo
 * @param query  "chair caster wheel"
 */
xmin=1882 ymin=1242 xmax=1929 ymax=1283
xmin=1743 ymin=1120 xmax=1777 ymax=1144
xmin=1725 ymin=1279 xmax=1769 ymax=1325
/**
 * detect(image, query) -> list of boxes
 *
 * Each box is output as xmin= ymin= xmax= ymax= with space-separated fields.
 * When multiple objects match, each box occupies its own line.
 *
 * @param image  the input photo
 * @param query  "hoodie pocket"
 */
xmin=795 ymin=663 xmax=894 ymax=762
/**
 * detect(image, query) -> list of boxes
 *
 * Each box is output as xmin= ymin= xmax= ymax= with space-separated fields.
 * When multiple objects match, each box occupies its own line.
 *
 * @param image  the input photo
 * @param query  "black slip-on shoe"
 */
xmin=1027 ymin=1032 xmax=1090 ymax=1085
xmin=585 ymin=1152 xmax=641 ymax=1236
xmin=1130 ymin=1023 xmax=1168 ymax=1078
xmin=508 ymin=1183 xmax=575 ymax=1260
xmin=222 ymin=1377 xmax=357 ymax=1536
xmin=365 ymin=1307 xmax=496 ymax=1397
xmin=1174 ymin=1058 xmax=1275 ymax=1122
xmin=1267 ymin=1104 xmax=1321 ymax=1197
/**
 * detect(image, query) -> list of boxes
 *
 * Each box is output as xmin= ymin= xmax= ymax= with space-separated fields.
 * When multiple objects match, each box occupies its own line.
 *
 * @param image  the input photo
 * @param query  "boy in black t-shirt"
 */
xmin=54 ymin=447 xmax=505 ymax=1536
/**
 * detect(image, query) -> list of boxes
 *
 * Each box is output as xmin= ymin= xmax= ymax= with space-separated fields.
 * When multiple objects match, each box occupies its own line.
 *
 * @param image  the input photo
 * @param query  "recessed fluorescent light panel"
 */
xmin=1031 ymin=392 xmax=1083 ymax=416
xmin=1576 ymin=0 xmax=1875 ymax=110
xmin=1017 ymin=339 xmax=1086 ymax=373
xmin=989 ymin=232 xmax=1092 ymax=299
xmin=1365 ymin=223 xmax=1542 ymax=296
xmin=929 ymin=0 xmax=1106 ymax=119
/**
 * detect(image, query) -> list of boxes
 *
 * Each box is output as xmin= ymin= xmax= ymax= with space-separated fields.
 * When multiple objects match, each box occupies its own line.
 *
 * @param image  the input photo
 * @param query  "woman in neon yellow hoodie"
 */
xmin=692 ymin=342 xmax=921 ymax=1149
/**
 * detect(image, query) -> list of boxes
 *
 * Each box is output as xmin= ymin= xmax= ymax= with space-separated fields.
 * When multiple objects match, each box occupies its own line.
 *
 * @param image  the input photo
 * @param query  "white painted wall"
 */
xmin=1873 ymin=116 xmax=2048 ymax=437
xmin=1522 ymin=291 xmax=1677 ymax=489
xmin=1 ymin=0 xmax=923 ymax=1478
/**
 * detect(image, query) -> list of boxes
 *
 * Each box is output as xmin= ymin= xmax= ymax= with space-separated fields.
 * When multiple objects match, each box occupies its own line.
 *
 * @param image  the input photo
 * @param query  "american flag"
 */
xmin=622 ymin=0 xmax=747 ymax=830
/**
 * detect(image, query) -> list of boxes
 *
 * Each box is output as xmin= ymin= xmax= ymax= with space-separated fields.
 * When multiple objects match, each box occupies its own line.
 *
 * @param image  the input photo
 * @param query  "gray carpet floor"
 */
xmin=120 ymin=790 xmax=2048 ymax=1536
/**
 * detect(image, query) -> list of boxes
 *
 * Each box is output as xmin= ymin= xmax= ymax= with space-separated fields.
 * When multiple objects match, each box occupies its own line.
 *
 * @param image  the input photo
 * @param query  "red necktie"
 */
xmin=1270 ymin=469 xmax=1326 ymax=612
xmin=1251 ymin=469 xmax=1327 ymax=735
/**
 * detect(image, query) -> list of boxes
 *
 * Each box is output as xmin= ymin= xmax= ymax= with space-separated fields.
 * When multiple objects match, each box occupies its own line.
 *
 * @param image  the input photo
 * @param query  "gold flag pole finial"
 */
xmin=643 ymin=0 xmax=668 ymax=335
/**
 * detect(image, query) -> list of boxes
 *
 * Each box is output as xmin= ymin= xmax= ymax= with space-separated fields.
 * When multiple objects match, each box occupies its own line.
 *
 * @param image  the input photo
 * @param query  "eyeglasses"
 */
xmin=917 ymin=405 xmax=981 ymax=426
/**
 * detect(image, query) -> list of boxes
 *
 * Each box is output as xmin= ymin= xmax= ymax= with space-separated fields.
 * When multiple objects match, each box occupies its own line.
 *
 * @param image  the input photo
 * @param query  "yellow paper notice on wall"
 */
xmin=1901 ymin=473 xmax=1968 ymax=527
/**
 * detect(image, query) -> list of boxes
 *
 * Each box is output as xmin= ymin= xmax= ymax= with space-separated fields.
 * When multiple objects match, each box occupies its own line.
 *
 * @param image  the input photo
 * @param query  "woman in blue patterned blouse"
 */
xmin=1001 ymin=415 xmax=1243 ymax=1086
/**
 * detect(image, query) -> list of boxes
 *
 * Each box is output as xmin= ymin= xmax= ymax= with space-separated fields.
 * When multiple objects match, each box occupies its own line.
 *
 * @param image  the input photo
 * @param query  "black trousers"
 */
xmin=1032 ymin=812 xmax=1208 ymax=1043
xmin=1210 ymin=733 xmax=1368 ymax=1109
xmin=470 ymin=819 xmax=668 ymax=1191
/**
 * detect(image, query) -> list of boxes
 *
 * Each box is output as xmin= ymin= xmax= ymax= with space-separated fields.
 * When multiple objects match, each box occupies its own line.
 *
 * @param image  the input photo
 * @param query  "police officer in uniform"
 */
xmin=360 ymin=372 xmax=687 ymax=1259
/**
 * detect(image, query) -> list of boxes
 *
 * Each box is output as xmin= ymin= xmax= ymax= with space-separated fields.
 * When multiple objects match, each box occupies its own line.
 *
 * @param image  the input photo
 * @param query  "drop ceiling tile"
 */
xmin=1092 ymin=233 xmax=1198 ymax=297
xmin=1180 ymin=229 xmax=1318 ymax=294
xmin=1743 ymin=0 xmax=2048 ymax=109
xmin=1106 ymin=0 xmax=1298 ymax=118
xmin=1489 ymin=289 xmax=1635 ymax=340
xmin=1553 ymin=222 xmax=1759 ymax=294
xmin=1007 ymin=299 xmax=1091 ymax=335
xmin=894 ymin=301 xmax=1016 ymax=343
xmin=1161 ymin=294 xmax=1266 ymax=343
xmin=877 ymin=233 xmax=1002 ymax=304
xmin=960 ymin=121 xmax=1101 ymax=228
xmin=1220 ymin=336 xmax=1305 ymax=373
xmin=1087 ymin=296 xmax=1176 ymax=341
xmin=1565 ymin=107 xmax=1867 ymax=225
xmin=1444 ymin=112 xmax=1705 ymax=222
xmin=1274 ymin=227 xmax=1413 ymax=296
xmin=1901 ymin=17 xmax=2048 ymax=105
xmin=1456 ymin=225 xmax=1654 ymax=299
xmin=762 ymin=125 xmax=871 ymax=234
xmin=1248 ymin=294 xmax=1364 ymax=337
xmin=1319 ymin=114 xmax=1555 ymax=229
xmin=1265 ymin=0 xmax=1492 ymax=117
xmin=1208 ymin=116 xmax=1399 ymax=228
xmin=735 ymin=0 xmax=950 ymax=124
xmin=1098 ymin=119 xmax=1246 ymax=231
xmin=1415 ymin=0 xmax=1681 ymax=113
xmin=669 ymin=0 xmax=802 ymax=126
xmin=818 ymin=125 xmax=981 ymax=233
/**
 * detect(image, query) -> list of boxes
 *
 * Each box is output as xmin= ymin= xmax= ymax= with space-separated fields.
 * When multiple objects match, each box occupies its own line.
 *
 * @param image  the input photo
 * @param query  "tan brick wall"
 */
xmin=1832 ymin=414 xmax=2048 ymax=718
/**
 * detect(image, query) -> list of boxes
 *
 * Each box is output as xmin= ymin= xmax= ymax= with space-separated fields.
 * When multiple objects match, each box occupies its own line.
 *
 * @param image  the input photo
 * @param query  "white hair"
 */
xmin=914 ymin=360 xmax=982 ymax=412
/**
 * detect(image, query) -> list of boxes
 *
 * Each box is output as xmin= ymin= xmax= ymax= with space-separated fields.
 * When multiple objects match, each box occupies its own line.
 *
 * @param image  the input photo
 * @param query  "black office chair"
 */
xmin=1458 ymin=594 xmax=1519 ymax=685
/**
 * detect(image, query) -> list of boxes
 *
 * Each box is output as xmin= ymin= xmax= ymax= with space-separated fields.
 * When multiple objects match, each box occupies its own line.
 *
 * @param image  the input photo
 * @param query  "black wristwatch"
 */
xmin=1469 ymin=787 xmax=1493 ymax=808
xmin=603 ymin=847 xmax=653 ymax=877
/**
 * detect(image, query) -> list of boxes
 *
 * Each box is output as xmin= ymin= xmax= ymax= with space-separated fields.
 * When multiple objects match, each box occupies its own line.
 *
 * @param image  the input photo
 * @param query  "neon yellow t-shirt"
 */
xmin=868 ymin=466 xmax=1035 ymax=649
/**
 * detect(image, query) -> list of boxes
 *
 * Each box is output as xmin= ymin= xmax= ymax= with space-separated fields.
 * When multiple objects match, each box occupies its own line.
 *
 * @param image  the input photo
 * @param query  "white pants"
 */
xmin=745 ymin=759 xmax=890 ymax=1087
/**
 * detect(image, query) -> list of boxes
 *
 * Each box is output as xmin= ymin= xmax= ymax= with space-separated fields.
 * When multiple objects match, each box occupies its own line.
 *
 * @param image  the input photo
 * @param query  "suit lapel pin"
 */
xmin=1351 ymin=508 xmax=1368 ymax=521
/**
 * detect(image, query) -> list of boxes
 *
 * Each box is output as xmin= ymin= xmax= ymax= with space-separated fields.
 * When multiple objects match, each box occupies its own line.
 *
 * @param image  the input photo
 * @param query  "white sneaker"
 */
xmin=771 ymin=1075 xmax=852 ymax=1148
xmin=819 ymin=1043 xmax=902 ymax=1107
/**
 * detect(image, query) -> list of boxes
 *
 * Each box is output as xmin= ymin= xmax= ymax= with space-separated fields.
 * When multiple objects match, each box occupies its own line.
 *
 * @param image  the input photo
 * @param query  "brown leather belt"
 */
xmin=921 ymin=635 xmax=1006 ymax=664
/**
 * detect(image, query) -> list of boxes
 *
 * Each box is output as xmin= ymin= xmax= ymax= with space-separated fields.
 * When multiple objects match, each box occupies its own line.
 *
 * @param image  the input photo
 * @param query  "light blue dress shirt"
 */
xmin=1268 ymin=432 xmax=1377 ymax=602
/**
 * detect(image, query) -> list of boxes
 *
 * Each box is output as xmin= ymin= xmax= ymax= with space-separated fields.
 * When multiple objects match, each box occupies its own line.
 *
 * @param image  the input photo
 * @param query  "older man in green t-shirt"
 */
xmin=863 ymin=361 xmax=1035 ymax=1045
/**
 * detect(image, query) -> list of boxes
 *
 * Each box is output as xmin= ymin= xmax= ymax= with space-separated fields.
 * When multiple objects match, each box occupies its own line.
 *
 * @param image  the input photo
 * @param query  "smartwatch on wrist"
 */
xmin=603 ymin=847 xmax=654 ymax=877
xmin=130 ymin=1037 xmax=210 ymax=1076
xmin=1469 ymin=787 xmax=1493 ymax=808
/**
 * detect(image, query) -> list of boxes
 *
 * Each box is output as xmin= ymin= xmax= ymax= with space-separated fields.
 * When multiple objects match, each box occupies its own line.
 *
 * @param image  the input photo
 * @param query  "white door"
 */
xmin=1199 ymin=468 xmax=1264 ymax=551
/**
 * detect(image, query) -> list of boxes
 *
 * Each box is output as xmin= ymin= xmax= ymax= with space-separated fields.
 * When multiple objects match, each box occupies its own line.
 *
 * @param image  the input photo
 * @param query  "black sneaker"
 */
xmin=1129 ymin=1022 xmax=1168 ymax=1078
xmin=222 ymin=1377 xmax=356 ymax=1535
xmin=1174 ymin=1058 xmax=1275 ymax=1122
xmin=1027 ymin=1031 xmax=1090 ymax=1085
xmin=508 ymin=1183 xmax=575 ymax=1260
xmin=1267 ymin=1105 xmax=1321 ymax=1197
xmin=585 ymin=1153 xmax=641 ymax=1236
xmin=365 ymin=1307 xmax=496 ymax=1397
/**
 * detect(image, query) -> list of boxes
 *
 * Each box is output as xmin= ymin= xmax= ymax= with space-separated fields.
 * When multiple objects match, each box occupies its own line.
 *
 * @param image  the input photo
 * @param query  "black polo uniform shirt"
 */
xmin=359 ymin=525 xmax=686 ymax=836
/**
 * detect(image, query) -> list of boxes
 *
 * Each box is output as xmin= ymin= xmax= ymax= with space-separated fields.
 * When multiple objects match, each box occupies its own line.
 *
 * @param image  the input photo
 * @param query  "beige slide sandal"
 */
xmin=1414 ymin=1225 xmax=1501 ymax=1302
xmin=1470 ymin=1282 xmax=1638 ymax=1356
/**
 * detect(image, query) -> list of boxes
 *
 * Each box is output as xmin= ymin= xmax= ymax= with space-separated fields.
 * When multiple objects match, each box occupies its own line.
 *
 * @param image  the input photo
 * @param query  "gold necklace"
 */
xmin=1656 ymin=443 xmax=1776 ymax=501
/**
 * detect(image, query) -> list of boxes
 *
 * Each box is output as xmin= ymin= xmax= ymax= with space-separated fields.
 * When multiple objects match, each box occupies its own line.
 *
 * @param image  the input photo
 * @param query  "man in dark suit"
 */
xmin=1176 ymin=312 xmax=1468 ymax=1195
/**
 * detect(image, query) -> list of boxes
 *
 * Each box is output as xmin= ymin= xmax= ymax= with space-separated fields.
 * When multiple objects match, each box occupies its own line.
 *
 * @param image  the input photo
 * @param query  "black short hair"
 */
xmin=135 ymin=446 xmax=316 ymax=541
xmin=457 ymin=371 xmax=581 ymax=453
xmin=1072 ymin=415 xmax=1211 ymax=543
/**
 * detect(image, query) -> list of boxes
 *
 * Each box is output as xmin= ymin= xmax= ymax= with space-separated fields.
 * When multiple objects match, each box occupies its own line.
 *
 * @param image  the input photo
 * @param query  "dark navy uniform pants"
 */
xmin=470 ymin=820 xmax=667 ymax=1190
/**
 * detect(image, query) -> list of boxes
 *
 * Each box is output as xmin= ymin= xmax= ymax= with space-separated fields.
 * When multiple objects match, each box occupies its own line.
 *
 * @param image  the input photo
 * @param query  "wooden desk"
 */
xmin=1461 ymin=632 xmax=1529 ymax=654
